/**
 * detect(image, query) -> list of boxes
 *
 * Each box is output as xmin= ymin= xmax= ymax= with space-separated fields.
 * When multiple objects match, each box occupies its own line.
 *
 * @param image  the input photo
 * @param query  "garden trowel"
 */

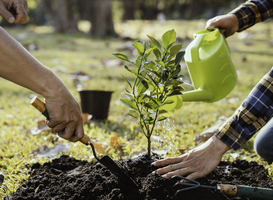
xmin=30 ymin=96 xmax=139 ymax=188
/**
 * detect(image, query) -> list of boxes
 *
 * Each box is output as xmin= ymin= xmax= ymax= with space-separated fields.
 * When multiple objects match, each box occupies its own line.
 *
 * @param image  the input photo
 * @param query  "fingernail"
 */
xmin=152 ymin=170 xmax=158 ymax=175
xmin=8 ymin=17 xmax=15 ymax=23
xmin=151 ymin=162 xmax=156 ymax=166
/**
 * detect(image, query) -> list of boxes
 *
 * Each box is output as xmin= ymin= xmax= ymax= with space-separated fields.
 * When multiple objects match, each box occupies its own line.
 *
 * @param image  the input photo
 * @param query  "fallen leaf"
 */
xmin=92 ymin=140 xmax=111 ymax=154
xmin=29 ymin=120 xmax=51 ymax=135
xmin=110 ymin=136 xmax=123 ymax=149
xmin=82 ymin=113 xmax=92 ymax=124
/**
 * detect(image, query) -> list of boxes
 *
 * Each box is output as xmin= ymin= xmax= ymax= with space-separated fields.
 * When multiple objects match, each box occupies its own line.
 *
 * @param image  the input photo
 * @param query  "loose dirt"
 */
xmin=5 ymin=155 xmax=273 ymax=200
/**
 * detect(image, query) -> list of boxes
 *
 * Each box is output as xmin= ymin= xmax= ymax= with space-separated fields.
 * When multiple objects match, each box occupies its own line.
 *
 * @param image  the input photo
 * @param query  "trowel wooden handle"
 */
xmin=30 ymin=96 xmax=91 ymax=145
xmin=217 ymin=184 xmax=273 ymax=199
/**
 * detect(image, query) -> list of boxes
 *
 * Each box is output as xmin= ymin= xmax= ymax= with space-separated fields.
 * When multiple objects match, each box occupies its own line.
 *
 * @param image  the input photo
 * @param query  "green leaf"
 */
xmin=137 ymin=79 xmax=149 ymax=95
xmin=146 ymin=73 xmax=158 ymax=88
xmin=157 ymin=61 xmax=165 ymax=68
xmin=157 ymin=116 xmax=167 ymax=121
xmin=144 ymin=47 xmax=154 ymax=60
xmin=153 ymin=47 xmax=161 ymax=60
xmin=124 ymin=92 xmax=133 ymax=100
xmin=174 ymin=64 xmax=181 ymax=76
xmin=149 ymin=41 xmax=156 ymax=48
xmin=167 ymin=91 xmax=183 ymax=97
xmin=144 ymin=61 xmax=157 ymax=71
xmin=120 ymin=99 xmax=137 ymax=110
xmin=113 ymin=53 xmax=131 ymax=63
xmin=127 ymin=110 xmax=139 ymax=119
xmin=147 ymin=35 xmax=161 ymax=50
xmin=172 ymin=85 xmax=185 ymax=92
xmin=144 ymin=116 xmax=154 ymax=125
xmin=145 ymin=100 xmax=160 ymax=110
xmin=124 ymin=65 xmax=138 ymax=75
xmin=137 ymin=94 xmax=146 ymax=103
xmin=164 ymin=100 xmax=174 ymax=105
xmin=175 ymin=51 xmax=185 ymax=66
xmin=165 ymin=79 xmax=183 ymax=86
xmin=162 ymin=29 xmax=176 ymax=50
xmin=121 ymin=74 xmax=132 ymax=88
xmin=133 ymin=41 xmax=145 ymax=55
xmin=166 ymin=60 xmax=176 ymax=67
xmin=136 ymin=55 xmax=142 ymax=68
xmin=125 ymin=88 xmax=131 ymax=94
xmin=170 ymin=44 xmax=182 ymax=57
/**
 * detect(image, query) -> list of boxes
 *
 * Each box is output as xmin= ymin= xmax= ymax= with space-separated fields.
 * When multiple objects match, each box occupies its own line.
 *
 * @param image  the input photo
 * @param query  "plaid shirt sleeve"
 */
xmin=230 ymin=0 xmax=273 ymax=32
xmin=215 ymin=68 xmax=273 ymax=150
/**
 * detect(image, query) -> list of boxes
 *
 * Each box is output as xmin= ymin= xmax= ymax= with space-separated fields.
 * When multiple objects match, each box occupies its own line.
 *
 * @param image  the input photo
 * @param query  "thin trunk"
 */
xmin=147 ymin=137 xmax=151 ymax=159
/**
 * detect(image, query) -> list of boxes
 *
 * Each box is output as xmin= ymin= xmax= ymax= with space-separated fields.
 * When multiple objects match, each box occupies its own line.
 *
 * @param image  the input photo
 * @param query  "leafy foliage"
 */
xmin=114 ymin=29 xmax=185 ymax=157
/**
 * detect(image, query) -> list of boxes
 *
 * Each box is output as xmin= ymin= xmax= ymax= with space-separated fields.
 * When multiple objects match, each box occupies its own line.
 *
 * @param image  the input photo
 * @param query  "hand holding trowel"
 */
xmin=30 ymin=96 xmax=138 ymax=188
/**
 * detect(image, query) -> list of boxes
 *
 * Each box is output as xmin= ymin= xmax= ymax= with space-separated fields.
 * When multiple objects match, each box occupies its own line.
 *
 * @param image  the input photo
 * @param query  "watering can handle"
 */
xmin=217 ymin=184 xmax=273 ymax=199
xmin=191 ymin=34 xmax=205 ymax=62
xmin=30 ymin=96 xmax=91 ymax=145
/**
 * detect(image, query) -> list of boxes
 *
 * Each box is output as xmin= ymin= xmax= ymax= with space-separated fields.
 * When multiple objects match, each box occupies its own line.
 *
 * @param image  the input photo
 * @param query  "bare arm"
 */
xmin=0 ymin=27 xmax=84 ymax=142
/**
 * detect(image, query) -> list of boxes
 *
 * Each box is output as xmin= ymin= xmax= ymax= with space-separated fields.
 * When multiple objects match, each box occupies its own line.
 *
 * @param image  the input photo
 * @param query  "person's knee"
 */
xmin=254 ymin=137 xmax=273 ymax=163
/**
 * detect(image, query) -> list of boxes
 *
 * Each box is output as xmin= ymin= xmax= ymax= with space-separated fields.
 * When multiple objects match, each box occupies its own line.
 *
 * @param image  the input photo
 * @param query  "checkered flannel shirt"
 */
xmin=215 ymin=0 xmax=273 ymax=149
xmin=230 ymin=0 xmax=273 ymax=32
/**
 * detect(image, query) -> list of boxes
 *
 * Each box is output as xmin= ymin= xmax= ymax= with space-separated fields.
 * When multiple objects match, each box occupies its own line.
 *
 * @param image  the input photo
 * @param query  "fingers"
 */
xmin=205 ymin=14 xmax=239 ymax=38
xmin=57 ymin=123 xmax=84 ymax=142
xmin=0 ymin=2 xmax=15 ymax=23
xmin=0 ymin=0 xmax=28 ymax=24
xmin=185 ymin=172 xmax=204 ymax=181
xmin=12 ymin=0 xmax=28 ymax=24
xmin=205 ymin=15 xmax=224 ymax=30
xmin=48 ymin=114 xmax=84 ymax=142
xmin=157 ymin=163 xmax=191 ymax=179
xmin=44 ymin=96 xmax=84 ymax=142
xmin=152 ymin=156 xmax=184 ymax=167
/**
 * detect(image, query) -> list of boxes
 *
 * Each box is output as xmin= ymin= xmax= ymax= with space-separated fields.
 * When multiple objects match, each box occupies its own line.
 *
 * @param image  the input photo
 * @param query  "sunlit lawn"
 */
xmin=1 ymin=19 xmax=273 ymax=198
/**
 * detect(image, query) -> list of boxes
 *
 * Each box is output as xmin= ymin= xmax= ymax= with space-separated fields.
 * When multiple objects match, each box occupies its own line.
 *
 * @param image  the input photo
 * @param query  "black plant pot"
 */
xmin=78 ymin=90 xmax=113 ymax=121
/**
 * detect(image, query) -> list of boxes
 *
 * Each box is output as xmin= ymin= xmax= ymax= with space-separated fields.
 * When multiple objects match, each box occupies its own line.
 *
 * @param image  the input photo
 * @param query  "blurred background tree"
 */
xmin=0 ymin=0 xmax=246 ymax=36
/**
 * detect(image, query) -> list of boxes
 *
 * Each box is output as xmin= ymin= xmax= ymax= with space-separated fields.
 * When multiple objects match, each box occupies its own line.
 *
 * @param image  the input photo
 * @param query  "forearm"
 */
xmin=0 ymin=27 xmax=67 ymax=98
xmin=230 ymin=0 xmax=273 ymax=32
xmin=216 ymin=68 xmax=273 ymax=149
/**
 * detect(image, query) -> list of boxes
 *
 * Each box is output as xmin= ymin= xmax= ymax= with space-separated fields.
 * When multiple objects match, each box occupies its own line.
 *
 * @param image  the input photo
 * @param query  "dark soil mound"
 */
xmin=5 ymin=155 xmax=273 ymax=200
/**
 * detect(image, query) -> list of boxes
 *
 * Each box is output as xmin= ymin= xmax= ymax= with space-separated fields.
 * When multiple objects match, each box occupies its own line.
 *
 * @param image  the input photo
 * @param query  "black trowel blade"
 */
xmin=99 ymin=155 xmax=139 ymax=188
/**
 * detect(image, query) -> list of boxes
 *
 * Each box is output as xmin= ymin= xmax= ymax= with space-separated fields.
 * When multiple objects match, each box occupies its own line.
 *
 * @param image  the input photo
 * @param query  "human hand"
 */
xmin=152 ymin=136 xmax=230 ymax=180
xmin=0 ymin=0 xmax=28 ymax=24
xmin=44 ymin=91 xmax=84 ymax=143
xmin=205 ymin=13 xmax=239 ymax=38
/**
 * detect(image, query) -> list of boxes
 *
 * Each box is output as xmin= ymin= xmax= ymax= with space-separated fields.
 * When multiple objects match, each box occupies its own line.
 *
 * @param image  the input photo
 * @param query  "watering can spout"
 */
xmin=182 ymin=88 xmax=213 ymax=102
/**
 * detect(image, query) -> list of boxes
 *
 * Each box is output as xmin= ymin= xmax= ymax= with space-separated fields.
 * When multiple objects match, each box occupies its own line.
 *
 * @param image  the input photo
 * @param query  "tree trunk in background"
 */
xmin=77 ymin=0 xmax=91 ymax=20
xmin=55 ymin=0 xmax=78 ymax=33
xmin=89 ymin=0 xmax=117 ymax=37
xmin=122 ymin=0 xmax=136 ymax=20
xmin=43 ymin=0 xmax=78 ymax=33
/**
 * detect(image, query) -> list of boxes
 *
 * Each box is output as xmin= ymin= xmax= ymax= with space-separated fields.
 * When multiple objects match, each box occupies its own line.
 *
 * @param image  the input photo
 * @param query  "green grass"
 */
xmin=1 ymin=19 xmax=273 ymax=198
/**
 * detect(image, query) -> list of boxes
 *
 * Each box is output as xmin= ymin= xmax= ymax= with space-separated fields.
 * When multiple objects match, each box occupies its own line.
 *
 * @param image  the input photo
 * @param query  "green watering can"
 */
xmin=183 ymin=28 xmax=237 ymax=102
